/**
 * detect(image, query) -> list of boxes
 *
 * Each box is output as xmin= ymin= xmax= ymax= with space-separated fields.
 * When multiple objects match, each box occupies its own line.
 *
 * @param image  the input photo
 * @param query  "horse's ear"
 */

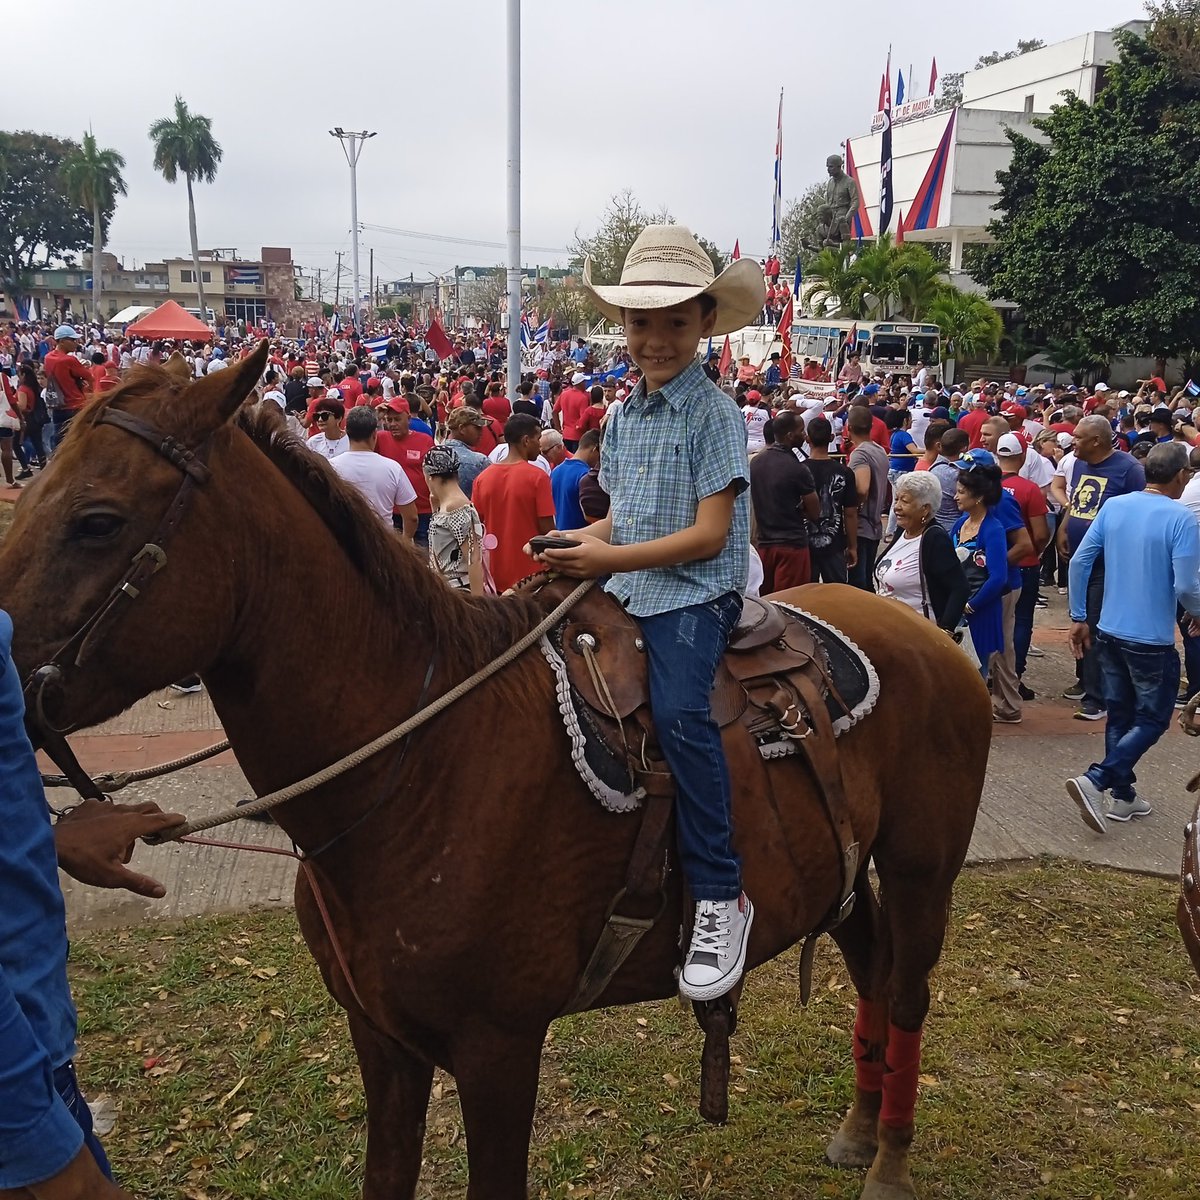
xmin=163 ymin=351 xmax=192 ymax=385
xmin=189 ymin=339 xmax=271 ymax=425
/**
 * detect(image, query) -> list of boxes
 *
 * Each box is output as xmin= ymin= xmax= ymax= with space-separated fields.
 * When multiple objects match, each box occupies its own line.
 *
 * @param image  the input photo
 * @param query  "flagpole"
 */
xmin=505 ymin=0 xmax=522 ymax=402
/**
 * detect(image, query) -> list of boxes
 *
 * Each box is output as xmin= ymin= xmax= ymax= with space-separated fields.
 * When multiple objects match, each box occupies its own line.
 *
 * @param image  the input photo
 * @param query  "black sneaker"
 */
xmin=1062 ymin=684 xmax=1085 ymax=702
xmin=1018 ymin=683 xmax=1036 ymax=701
xmin=1073 ymin=703 xmax=1107 ymax=722
xmin=15 ymin=468 xmax=32 ymax=480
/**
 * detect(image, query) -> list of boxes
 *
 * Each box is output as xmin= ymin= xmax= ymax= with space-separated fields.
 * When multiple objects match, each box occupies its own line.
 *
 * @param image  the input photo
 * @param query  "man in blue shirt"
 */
xmin=1064 ymin=415 xmax=1146 ymax=720
xmin=1065 ymin=443 xmax=1200 ymax=833
xmin=549 ymin=429 xmax=598 ymax=531
xmin=764 ymin=353 xmax=783 ymax=389
xmin=542 ymin=225 xmax=765 ymax=1002
xmin=0 ymin=611 xmax=184 ymax=1195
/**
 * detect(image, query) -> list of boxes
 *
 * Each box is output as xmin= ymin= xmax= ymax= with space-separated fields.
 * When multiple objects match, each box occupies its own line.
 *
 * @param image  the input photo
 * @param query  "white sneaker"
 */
xmin=1107 ymin=796 xmax=1152 ymax=823
xmin=1066 ymin=776 xmax=1108 ymax=835
xmin=679 ymin=893 xmax=754 ymax=1002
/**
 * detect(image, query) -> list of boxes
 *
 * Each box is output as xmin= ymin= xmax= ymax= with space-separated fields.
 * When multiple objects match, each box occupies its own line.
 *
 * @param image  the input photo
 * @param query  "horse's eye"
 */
xmin=74 ymin=513 xmax=125 ymax=541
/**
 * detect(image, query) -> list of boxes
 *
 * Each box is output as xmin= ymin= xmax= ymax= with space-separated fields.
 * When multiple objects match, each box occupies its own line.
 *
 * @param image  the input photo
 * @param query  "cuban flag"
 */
xmin=228 ymin=267 xmax=263 ymax=286
xmin=771 ymin=89 xmax=783 ymax=251
xmin=330 ymin=310 xmax=342 ymax=334
xmin=364 ymin=335 xmax=391 ymax=359
xmin=533 ymin=318 xmax=551 ymax=345
xmin=520 ymin=316 xmax=531 ymax=348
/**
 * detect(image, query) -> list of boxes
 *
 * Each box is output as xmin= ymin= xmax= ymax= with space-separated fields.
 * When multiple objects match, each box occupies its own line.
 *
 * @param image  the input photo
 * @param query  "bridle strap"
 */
xmin=23 ymin=411 xmax=215 ymax=740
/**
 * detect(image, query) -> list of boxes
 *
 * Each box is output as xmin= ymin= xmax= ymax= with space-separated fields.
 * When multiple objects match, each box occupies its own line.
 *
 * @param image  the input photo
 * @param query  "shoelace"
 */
xmin=689 ymin=901 xmax=733 ymax=955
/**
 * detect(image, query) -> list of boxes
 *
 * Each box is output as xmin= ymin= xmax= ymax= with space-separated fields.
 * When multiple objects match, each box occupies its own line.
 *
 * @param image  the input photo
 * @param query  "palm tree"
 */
xmin=804 ymin=244 xmax=863 ymax=318
xmin=149 ymin=96 xmax=223 ymax=313
xmin=61 ymin=132 xmax=127 ymax=322
xmin=927 ymin=289 xmax=1004 ymax=383
xmin=893 ymin=246 xmax=948 ymax=320
xmin=847 ymin=236 xmax=903 ymax=320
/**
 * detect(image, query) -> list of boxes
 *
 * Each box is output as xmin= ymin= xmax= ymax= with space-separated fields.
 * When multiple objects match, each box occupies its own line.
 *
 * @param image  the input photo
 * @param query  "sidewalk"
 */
xmin=48 ymin=594 xmax=1200 ymax=930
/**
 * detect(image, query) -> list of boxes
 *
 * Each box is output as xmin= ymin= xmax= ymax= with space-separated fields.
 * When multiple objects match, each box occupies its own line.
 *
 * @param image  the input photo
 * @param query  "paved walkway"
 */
xmin=43 ymin=593 xmax=1200 ymax=931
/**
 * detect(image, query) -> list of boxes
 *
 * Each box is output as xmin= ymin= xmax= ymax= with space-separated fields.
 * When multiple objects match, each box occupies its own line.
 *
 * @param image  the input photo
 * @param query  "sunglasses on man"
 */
xmin=316 ymin=411 xmax=335 ymax=421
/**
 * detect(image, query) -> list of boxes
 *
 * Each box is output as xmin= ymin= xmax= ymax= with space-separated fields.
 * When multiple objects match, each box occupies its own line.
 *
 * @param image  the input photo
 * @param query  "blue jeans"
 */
xmin=1085 ymin=634 xmax=1179 ymax=801
xmin=54 ymin=1060 xmax=113 ymax=1180
xmin=640 ymin=593 xmax=743 ymax=901
xmin=50 ymin=409 xmax=78 ymax=452
xmin=1180 ymin=606 xmax=1200 ymax=701
xmin=1013 ymin=565 xmax=1041 ymax=678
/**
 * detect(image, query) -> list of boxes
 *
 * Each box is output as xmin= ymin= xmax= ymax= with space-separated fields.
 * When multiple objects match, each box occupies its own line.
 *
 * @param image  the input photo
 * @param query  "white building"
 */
xmin=844 ymin=21 xmax=1148 ymax=277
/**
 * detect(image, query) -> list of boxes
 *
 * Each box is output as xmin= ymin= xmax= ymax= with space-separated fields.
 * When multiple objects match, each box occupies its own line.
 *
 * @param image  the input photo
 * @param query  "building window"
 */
xmin=179 ymin=269 xmax=212 ymax=284
xmin=1023 ymin=94 xmax=1035 ymax=114
xmin=224 ymin=297 xmax=267 ymax=324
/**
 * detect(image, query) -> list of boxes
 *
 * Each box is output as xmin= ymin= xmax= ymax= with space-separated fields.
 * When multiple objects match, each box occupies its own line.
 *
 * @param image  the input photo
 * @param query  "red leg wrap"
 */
xmin=879 ymin=1023 xmax=923 ymax=1129
xmin=852 ymin=998 xmax=886 ymax=1094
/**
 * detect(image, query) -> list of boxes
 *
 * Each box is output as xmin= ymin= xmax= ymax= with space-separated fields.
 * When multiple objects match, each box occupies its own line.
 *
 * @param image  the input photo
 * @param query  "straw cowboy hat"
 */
xmin=583 ymin=225 xmax=766 ymax=337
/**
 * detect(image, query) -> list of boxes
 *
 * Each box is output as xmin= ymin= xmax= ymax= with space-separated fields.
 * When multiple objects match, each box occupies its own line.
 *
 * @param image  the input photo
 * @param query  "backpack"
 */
xmin=43 ymin=368 xmax=67 ymax=410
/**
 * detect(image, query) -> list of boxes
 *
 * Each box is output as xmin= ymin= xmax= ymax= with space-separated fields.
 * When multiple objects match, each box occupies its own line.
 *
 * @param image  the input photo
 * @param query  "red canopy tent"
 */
xmin=125 ymin=300 xmax=214 ymax=341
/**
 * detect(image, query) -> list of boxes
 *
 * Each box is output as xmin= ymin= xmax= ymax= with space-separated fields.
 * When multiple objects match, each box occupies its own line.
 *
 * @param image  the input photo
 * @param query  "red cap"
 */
xmin=367 ymin=377 xmax=382 ymax=392
xmin=385 ymin=396 xmax=408 ymax=414
xmin=1001 ymin=402 xmax=1027 ymax=420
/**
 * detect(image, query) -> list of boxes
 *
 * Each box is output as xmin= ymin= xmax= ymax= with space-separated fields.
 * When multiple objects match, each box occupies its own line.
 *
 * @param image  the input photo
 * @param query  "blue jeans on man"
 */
xmin=639 ymin=592 xmax=743 ymax=901
xmin=1084 ymin=633 xmax=1179 ymax=801
xmin=55 ymin=1061 xmax=113 ymax=1180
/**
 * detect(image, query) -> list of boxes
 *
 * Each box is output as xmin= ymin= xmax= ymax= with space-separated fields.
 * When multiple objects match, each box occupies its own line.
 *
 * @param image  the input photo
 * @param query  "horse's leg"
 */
xmin=453 ymin=1025 xmax=545 ymax=1200
xmin=826 ymin=871 xmax=891 ymax=1169
xmin=347 ymin=1012 xmax=434 ymax=1200
xmin=858 ymin=867 xmax=955 ymax=1200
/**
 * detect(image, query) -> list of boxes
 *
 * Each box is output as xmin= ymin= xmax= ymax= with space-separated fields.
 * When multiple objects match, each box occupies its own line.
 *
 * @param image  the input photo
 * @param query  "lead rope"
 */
xmin=146 ymin=579 xmax=595 ymax=844
xmin=42 ymin=737 xmax=231 ymax=792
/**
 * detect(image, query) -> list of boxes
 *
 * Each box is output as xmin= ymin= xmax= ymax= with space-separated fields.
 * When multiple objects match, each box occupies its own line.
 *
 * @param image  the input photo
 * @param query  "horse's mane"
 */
xmin=233 ymin=403 xmax=546 ymax=673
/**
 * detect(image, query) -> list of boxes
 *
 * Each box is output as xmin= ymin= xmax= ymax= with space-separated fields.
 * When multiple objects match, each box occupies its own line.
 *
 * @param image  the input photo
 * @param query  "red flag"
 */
xmin=929 ymin=58 xmax=939 ymax=97
xmin=877 ymin=69 xmax=888 ymax=112
xmin=895 ymin=209 xmax=906 ymax=244
xmin=425 ymin=318 xmax=454 ymax=361
xmin=777 ymin=297 xmax=793 ymax=378
xmin=732 ymin=239 xmax=741 ymax=261
xmin=718 ymin=334 xmax=732 ymax=377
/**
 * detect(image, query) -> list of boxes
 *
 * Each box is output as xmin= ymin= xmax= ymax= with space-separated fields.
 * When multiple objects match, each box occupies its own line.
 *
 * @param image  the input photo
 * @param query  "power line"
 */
xmin=361 ymin=222 xmax=571 ymax=257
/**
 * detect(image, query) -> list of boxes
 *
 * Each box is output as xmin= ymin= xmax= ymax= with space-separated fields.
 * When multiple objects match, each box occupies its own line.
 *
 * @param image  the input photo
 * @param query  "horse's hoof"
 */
xmin=859 ymin=1175 xmax=917 ymax=1200
xmin=825 ymin=1127 xmax=878 ymax=1169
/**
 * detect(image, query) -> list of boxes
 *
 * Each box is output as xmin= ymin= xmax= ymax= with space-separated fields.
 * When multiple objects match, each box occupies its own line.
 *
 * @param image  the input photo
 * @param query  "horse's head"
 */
xmin=0 ymin=341 xmax=269 ymax=731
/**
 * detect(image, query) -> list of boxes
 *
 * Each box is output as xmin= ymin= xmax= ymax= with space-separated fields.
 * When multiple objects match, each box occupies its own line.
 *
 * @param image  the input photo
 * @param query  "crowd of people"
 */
xmin=5 ymin=221 xmax=1200 ymax=1194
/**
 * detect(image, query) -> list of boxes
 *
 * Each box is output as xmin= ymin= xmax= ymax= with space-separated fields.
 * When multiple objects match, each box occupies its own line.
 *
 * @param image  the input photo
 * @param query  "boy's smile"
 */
xmin=624 ymin=299 xmax=717 ymax=394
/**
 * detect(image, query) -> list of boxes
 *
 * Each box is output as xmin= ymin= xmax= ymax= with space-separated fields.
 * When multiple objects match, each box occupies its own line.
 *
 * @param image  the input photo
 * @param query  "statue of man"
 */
xmin=824 ymin=154 xmax=859 ymax=244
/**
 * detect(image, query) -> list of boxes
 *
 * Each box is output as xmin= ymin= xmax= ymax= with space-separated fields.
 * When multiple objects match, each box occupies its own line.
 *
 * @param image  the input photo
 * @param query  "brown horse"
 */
xmin=0 ymin=344 xmax=991 ymax=1200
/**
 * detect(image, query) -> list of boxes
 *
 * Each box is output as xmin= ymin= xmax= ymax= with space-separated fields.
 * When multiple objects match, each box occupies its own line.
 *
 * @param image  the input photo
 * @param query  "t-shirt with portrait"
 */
xmin=1066 ymin=451 xmax=1145 ymax=553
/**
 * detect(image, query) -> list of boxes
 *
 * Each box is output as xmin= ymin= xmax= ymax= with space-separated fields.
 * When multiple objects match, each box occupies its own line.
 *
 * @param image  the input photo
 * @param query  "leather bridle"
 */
xmin=24 ymin=408 xmax=216 ymax=801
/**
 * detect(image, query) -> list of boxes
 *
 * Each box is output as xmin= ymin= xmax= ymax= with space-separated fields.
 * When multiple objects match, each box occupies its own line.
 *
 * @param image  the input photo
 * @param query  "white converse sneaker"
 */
xmin=679 ymin=893 xmax=754 ymax=1002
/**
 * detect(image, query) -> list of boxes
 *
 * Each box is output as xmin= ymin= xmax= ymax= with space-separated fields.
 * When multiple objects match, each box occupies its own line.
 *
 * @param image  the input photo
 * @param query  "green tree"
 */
xmin=779 ymin=182 xmax=826 ymax=271
xmin=458 ymin=267 xmax=508 ymax=321
xmin=894 ymin=245 xmax=948 ymax=320
xmin=0 ymin=131 xmax=105 ymax=302
xmin=804 ymin=243 xmax=863 ymax=318
xmin=570 ymin=191 xmax=726 ymax=284
xmin=61 ymin=132 xmax=127 ymax=321
xmin=540 ymin=278 xmax=596 ymax=335
xmin=927 ymin=289 xmax=1003 ymax=376
xmin=149 ymin=96 xmax=223 ymax=313
xmin=978 ymin=23 xmax=1200 ymax=360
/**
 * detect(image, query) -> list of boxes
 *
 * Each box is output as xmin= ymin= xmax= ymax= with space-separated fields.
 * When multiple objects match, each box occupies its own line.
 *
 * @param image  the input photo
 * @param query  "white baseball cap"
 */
xmin=996 ymin=433 xmax=1025 ymax=457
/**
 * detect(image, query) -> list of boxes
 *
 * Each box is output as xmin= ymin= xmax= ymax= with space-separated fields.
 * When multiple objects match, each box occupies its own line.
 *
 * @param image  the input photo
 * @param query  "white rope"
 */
xmin=148 ymin=580 xmax=595 ymax=843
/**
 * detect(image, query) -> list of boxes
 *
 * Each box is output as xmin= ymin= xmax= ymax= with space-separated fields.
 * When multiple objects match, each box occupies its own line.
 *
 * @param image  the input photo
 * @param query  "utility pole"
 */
xmin=369 ymin=247 xmax=374 ymax=323
xmin=329 ymin=127 xmax=377 ymax=332
xmin=316 ymin=268 xmax=321 ymax=303
xmin=505 ymin=0 xmax=522 ymax=399
xmin=335 ymin=251 xmax=342 ymax=308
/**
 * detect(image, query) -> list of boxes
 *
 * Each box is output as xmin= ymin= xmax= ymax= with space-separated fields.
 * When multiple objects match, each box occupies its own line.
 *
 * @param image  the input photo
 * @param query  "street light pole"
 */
xmin=505 ymin=0 xmax=522 ymax=400
xmin=329 ymin=127 xmax=376 ymax=332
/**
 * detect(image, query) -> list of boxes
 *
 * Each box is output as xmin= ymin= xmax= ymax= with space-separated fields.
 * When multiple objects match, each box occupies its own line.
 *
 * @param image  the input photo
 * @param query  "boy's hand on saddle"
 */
xmin=529 ymin=533 xmax=616 ymax=579
xmin=54 ymin=800 xmax=186 ymax=898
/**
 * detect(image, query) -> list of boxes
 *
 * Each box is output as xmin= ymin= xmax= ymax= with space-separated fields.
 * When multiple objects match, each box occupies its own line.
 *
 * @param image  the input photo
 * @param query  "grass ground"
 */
xmin=66 ymin=862 xmax=1200 ymax=1199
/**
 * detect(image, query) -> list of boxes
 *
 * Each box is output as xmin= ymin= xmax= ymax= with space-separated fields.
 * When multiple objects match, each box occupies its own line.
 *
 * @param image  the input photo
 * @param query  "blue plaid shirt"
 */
xmin=599 ymin=361 xmax=750 ymax=617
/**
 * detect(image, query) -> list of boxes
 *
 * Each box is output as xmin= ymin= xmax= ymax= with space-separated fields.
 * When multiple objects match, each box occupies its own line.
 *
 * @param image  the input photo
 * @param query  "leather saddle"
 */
xmin=554 ymin=589 xmax=843 ymax=765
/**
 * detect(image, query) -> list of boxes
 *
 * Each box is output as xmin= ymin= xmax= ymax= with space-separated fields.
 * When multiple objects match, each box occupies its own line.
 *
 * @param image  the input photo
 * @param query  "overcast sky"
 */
xmin=7 ymin=0 xmax=1139 ymax=296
